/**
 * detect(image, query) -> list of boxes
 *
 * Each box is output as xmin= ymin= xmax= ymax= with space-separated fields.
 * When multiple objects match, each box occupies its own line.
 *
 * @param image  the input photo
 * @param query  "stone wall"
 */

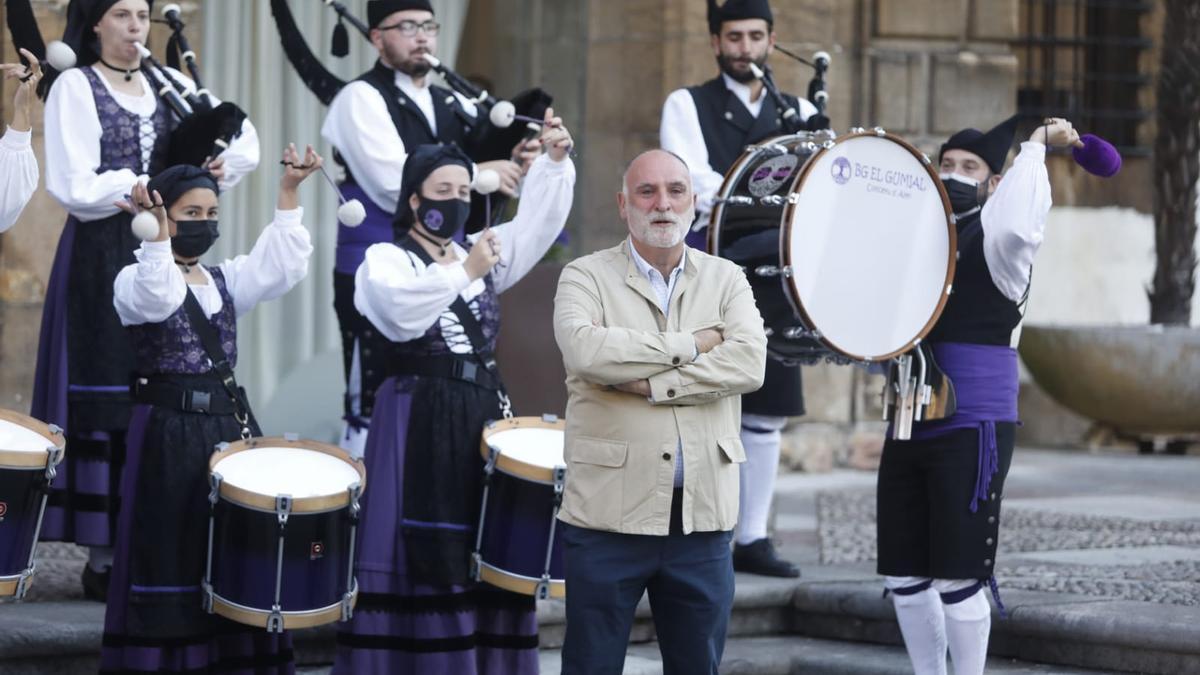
xmin=0 ymin=1 xmax=1174 ymax=466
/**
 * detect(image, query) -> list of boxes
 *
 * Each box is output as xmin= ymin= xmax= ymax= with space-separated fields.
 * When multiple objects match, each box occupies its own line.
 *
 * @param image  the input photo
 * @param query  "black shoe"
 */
xmin=733 ymin=538 xmax=801 ymax=578
xmin=81 ymin=565 xmax=110 ymax=602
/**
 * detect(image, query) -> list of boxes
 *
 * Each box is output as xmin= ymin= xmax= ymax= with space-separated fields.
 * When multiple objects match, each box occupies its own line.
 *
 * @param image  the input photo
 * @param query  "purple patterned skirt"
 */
xmin=332 ymin=377 xmax=539 ymax=674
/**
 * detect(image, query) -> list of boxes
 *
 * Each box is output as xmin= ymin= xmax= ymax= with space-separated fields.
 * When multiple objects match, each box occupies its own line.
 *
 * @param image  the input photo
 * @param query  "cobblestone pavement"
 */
xmin=816 ymin=489 xmax=1200 ymax=606
xmin=17 ymin=542 xmax=88 ymax=602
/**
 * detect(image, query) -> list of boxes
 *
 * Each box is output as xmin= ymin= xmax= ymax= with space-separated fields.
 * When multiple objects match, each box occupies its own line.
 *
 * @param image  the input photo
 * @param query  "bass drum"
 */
xmin=709 ymin=130 xmax=955 ymax=363
xmin=780 ymin=129 xmax=955 ymax=361
xmin=709 ymin=132 xmax=828 ymax=363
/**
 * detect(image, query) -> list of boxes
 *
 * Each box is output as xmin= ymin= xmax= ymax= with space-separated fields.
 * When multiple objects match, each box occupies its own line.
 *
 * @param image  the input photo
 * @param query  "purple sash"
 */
xmin=911 ymin=342 xmax=1019 ymax=513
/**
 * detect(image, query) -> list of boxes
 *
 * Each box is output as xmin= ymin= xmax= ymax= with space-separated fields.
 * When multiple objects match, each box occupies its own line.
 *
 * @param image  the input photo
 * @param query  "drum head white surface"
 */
xmin=213 ymin=447 xmax=360 ymax=498
xmin=0 ymin=419 xmax=55 ymax=454
xmin=488 ymin=428 xmax=565 ymax=469
xmin=785 ymin=134 xmax=952 ymax=360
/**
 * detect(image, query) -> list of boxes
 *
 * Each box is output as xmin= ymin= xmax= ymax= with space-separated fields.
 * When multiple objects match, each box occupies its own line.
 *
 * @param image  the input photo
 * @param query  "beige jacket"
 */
xmin=553 ymin=240 xmax=767 ymax=535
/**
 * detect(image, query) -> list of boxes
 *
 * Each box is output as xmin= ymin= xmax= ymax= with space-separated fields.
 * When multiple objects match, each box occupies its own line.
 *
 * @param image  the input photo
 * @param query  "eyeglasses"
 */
xmin=380 ymin=20 xmax=441 ymax=37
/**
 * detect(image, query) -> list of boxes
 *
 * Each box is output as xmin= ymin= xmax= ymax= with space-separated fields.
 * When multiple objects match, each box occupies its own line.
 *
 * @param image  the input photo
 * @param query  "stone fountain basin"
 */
xmin=1019 ymin=324 xmax=1200 ymax=435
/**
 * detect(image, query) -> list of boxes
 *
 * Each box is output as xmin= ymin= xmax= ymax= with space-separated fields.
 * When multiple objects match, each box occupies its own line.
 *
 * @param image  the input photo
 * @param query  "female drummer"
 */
xmin=100 ymin=146 xmax=318 ymax=673
xmin=31 ymin=0 xmax=259 ymax=600
xmin=334 ymin=114 xmax=575 ymax=674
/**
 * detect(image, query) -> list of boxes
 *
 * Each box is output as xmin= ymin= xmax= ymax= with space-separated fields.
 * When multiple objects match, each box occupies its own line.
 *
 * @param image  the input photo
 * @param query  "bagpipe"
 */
xmin=750 ymin=46 xmax=832 ymax=134
xmin=270 ymin=0 xmax=553 ymax=231
xmin=141 ymin=4 xmax=250 ymax=169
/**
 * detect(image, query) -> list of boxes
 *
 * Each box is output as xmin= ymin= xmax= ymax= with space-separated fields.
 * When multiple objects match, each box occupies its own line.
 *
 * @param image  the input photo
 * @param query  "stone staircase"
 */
xmin=9 ymin=567 xmax=1194 ymax=674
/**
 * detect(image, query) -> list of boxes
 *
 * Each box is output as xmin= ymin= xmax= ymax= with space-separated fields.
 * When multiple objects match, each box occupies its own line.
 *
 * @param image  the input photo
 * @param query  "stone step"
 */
xmin=791 ymin=581 xmax=1200 ymax=675
xmin=534 ymin=572 xmax=799 ymax=649
xmin=290 ymin=635 xmax=1111 ymax=675
xmin=0 ymin=571 xmax=801 ymax=672
xmin=536 ymin=635 xmax=1110 ymax=675
xmin=5 ymin=570 xmax=1197 ymax=674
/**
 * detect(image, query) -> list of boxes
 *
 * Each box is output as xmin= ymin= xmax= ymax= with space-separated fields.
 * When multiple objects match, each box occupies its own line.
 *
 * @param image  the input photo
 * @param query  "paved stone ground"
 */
xmin=16 ymin=542 xmax=88 ymax=602
xmin=808 ymin=449 xmax=1200 ymax=607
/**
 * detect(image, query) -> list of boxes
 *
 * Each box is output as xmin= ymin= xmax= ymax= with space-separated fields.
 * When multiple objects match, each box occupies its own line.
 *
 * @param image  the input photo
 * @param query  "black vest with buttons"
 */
xmin=688 ymin=75 xmax=807 ymax=417
xmin=341 ymin=60 xmax=471 ymax=183
xmin=686 ymin=76 xmax=803 ymax=175
xmin=927 ymin=210 xmax=1025 ymax=346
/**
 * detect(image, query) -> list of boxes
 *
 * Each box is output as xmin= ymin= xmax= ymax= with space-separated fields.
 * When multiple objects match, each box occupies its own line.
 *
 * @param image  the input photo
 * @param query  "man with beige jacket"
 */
xmin=552 ymin=149 xmax=767 ymax=674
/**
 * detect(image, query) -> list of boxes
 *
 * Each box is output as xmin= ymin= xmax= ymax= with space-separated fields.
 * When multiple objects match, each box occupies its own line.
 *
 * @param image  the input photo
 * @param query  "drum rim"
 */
xmin=0 ymin=409 xmax=66 ymax=469
xmin=707 ymin=132 xmax=819 ymax=256
xmin=209 ymin=584 xmax=357 ymax=630
xmin=208 ymin=435 xmax=367 ymax=514
xmin=779 ymin=129 xmax=957 ymax=362
xmin=480 ymin=416 xmax=566 ymax=484
xmin=478 ymin=561 xmax=566 ymax=599
xmin=0 ymin=571 xmax=34 ymax=598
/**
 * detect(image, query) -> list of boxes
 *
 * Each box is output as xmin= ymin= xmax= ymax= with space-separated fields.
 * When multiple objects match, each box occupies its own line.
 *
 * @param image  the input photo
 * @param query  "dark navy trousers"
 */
xmin=560 ymin=489 xmax=736 ymax=675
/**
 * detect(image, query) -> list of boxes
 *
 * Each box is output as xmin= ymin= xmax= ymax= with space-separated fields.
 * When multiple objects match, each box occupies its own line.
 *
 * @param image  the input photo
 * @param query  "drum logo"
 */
xmin=310 ymin=541 xmax=324 ymax=560
xmin=748 ymin=155 xmax=800 ymax=197
xmin=831 ymin=157 xmax=852 ymax=185
xmin=0 ymin=502 xmax=6 ymax=520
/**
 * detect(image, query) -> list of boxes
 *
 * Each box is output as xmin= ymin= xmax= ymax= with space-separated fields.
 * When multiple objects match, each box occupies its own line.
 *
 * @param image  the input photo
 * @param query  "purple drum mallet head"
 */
xmin=1072 ymin=134 xmax=1122 ymax=177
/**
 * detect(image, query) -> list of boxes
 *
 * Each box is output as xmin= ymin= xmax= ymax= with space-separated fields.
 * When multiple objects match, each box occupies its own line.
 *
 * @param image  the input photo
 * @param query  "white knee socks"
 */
xmin=736 ymin=414 xmax=786 ymax=546
xmin=887 ymin=578 xmax=948 ymax=675
xmin=940 ymin=584 xmax=991 ymax=675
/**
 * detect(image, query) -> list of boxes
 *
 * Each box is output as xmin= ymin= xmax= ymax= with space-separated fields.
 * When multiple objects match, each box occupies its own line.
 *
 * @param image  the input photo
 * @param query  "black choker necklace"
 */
xmin=175 ymin=259 xmax=199 ymax=272
xmin=98 ymin=58 xmax=137 ymax=82
xmin=412 ymin=228 xmax=451 ymax=257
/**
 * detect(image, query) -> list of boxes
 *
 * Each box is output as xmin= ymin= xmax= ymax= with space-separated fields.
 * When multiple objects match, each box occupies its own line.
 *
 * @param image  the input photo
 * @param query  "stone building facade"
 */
xmin=0 ymin=1 xmax=1171 ymax=463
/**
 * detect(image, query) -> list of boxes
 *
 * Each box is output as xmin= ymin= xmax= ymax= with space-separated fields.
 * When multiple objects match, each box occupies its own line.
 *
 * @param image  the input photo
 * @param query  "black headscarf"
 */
xmin=367 ymin=0 xmax=434 ymax=29
xmin=39 ymin=0 xmax=154 ymax=98
xmin=5 ymin=0 xmax=46 ymax=63
xmin=939 ymin=115 xmax=1019 ymax=175
xmin=707 ymin=0 xmax=773 ymax=35
xmin=147 ymin=164 xmax=220 ymax=210
xmin=394 ymin=144 xmax=474 ymax=230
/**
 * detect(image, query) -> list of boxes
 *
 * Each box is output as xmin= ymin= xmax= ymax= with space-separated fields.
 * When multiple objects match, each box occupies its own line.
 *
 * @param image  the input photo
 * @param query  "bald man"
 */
xmin=553 ymin=149 xmax=767 ymax=674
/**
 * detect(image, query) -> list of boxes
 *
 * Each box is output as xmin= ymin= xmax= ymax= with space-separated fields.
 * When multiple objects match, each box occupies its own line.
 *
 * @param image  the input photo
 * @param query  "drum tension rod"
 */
xmin=344 ymin=483 xmax=363 ymax=622
xmin=535 ymin=466 xmax=568 ymax=601
xmin=268 ymin=494 xmax=293 ymax=634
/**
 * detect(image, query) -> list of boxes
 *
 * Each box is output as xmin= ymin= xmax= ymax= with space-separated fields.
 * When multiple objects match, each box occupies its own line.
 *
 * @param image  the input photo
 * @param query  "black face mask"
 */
xmin=171 ymin=219 xmax=219 ymax=258
xmin=940 ymin=173 xmax=986 ymax=218
xmin=417 ymin=197 xmax=471 ymax=238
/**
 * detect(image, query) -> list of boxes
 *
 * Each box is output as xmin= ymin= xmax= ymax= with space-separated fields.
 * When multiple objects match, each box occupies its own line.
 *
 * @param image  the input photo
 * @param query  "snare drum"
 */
xmin=0 ymin=410 xmax=65 ymax=599
xmin=203 ymin=435 xmax=365 ymax=631
xmin=472 ymin=415 xmax=566 ymax=599
xmin=711 ymin=129 xmax=955 ymax=362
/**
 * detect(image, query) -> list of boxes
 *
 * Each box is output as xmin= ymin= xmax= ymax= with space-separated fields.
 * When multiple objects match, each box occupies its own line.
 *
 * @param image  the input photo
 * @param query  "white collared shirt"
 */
xmin=720 ymin=72 xmax=765 ymax=117
xmin=627 ymin=238 xmax=688 ymax=487
xmin=394 ymin=70 xmax=437 ymax=135
xmin=627 ymin=237 xmax=687 ymax=316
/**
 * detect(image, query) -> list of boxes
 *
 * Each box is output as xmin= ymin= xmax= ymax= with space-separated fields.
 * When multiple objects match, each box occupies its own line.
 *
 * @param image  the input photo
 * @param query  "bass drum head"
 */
xmin=709 ymin=133 xmax=829 ymax=362
xmin=782 ymin=131 xmax=954 ymax=361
